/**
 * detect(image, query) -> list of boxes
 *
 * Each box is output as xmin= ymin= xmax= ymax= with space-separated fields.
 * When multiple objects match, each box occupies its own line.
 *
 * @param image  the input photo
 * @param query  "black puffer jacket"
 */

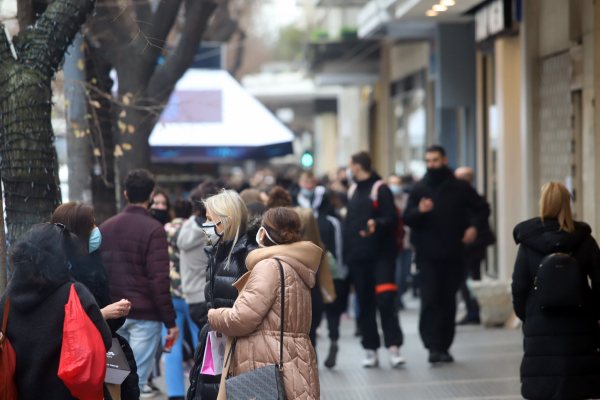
xmin=187 ymin=219 xmax=259 ymax=400
xmin=512 ymin=218 xmax=600 ymax=400
xmin=70 ymin=250 xmax=140 ymax=400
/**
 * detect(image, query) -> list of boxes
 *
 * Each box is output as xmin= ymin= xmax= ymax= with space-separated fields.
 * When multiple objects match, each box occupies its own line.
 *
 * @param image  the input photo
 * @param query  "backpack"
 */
xmin=0 ymin=298 xmax=18 ymax=400
xmin=348 ymin=180 xmax=405 ymax=252
xmin=534 ymin=251 xmax=586 ymax=309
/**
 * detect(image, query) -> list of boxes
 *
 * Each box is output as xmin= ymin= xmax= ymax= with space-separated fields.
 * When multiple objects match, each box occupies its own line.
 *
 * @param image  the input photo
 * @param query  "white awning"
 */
xmin=149 ymin=69 xmax=295 ymax=163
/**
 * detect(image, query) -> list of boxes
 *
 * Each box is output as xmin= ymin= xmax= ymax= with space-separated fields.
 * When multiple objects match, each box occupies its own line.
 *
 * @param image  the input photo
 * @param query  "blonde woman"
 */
xmin=187 ymin=189 xmax=260 ymax=400
xmin=512 ymin=182 xmax=600 ymax=400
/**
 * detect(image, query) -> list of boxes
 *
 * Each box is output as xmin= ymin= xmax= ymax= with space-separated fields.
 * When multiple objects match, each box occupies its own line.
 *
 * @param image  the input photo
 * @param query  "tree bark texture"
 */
xmin=85 ymin=39 xmax=116 ymax=224
xmin=0 ymin=0 xmax=97 ymax=241
xmin=88 ymin=0 xmax=218 ymax=209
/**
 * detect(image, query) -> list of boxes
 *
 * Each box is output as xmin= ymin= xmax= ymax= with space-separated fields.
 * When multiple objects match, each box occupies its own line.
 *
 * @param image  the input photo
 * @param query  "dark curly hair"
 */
xmin=9 ymin=223 xmax=80 ymax=288
xmin=266 ymin=186 xmax=292 ymax=209
xmin=262 ymin=207 xmax=303 ymax=246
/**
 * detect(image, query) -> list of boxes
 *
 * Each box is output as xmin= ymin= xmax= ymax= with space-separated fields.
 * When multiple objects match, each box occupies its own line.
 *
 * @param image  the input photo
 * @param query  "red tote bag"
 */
xmin=58 ymin=284 xmax=106 ymax=400
xmin=0 ymin=298 xmax=18 ymax=400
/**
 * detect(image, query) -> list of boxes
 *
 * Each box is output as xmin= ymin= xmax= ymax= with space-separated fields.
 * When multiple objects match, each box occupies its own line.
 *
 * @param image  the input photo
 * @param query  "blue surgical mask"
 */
xmin=89 ymin=227 xmax=102 ymax=253
xmin=389 ymin=184 xmax=402 ymax=196
xmin=300 ymin=188 xmax=315 ymax=198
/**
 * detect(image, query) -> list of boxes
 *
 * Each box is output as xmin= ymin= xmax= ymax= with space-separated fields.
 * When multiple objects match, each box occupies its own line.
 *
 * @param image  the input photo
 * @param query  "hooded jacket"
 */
xmin=0 ymin=271 xmax=112 ymax=400
xmin=177 ymin=216 xmax=209 ymax=304
xmin=344 ymin=172 xmax=399 ymax=262
xmin=404 ymin=167 xmax=490 ymax=261
xmin=512 ymin=217 xmax=600 ymax=400
xmin=209 ymin=241 xmax=322 ymax=400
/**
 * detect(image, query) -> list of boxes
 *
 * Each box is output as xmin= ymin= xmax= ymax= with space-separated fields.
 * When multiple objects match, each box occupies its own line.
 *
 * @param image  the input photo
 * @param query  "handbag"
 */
xmin=224 ymin=258 xmax=288 ymax=400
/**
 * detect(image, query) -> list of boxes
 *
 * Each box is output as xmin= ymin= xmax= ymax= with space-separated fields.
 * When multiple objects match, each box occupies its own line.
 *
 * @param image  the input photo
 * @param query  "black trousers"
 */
xmin=325 ymin=277 xmax=351 ymax=342
xmin=418 ymin=258 xmax=464 ymax=352
xmin=459 ymin=248 xmax=486 ymax=316
xmin=309 ymin=284 xmax=324 ymax=349
xmin=349 ymin=257 xmax=403 ymax=350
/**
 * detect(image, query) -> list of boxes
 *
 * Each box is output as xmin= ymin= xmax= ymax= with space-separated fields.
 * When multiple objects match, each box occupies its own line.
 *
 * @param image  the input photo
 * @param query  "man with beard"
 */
xmin=404 ymin=146 xmax=489 ymax=363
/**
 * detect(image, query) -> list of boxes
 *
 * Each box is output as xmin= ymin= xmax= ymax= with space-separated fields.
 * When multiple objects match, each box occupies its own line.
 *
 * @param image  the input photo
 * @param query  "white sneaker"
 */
xmin=140 ymin=385 xmax=158 ymax=398
xmin=362 ymin=349 xmax=379 ymax=368
xmin=389 ymin=347 xmax=406 ymax=368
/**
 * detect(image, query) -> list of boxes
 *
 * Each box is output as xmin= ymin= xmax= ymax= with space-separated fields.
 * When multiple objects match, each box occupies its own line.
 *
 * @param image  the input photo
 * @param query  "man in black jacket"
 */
xmin=404 ymin=146 xmax=489 ymax=363
xmin=344 ymin=151 xmax=405 ymax=368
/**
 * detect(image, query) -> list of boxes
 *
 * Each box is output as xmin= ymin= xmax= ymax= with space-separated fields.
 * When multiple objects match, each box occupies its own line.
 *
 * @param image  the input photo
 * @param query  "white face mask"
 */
xmin=256 ymin=226 xmax=279 ymax=248
xmin=202 ymin=221 xmax=223 ymax=247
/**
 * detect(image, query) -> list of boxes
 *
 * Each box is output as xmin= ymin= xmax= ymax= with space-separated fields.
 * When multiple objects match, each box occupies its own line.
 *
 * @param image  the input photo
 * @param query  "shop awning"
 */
xmin=149 ymin=69 xmax=295 ymax=163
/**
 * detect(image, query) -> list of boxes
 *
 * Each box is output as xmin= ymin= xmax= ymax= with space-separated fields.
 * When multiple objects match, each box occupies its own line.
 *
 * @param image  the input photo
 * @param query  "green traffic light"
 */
xmin=302 ymin=153 xmax=314 ymax=167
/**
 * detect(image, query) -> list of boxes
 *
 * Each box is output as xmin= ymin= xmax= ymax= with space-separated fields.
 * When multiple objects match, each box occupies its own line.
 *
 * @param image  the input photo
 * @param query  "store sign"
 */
xmin=475 ymin=0 xmax=514 ymax=42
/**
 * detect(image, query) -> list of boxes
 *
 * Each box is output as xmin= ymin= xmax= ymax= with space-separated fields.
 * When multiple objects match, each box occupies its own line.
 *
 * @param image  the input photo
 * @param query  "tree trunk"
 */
xmin=86 ymin=39 xmax=117 ymax=223
xmin=65 ymin=35 xmax=93 ymax=204
xmin=0 ymin=0 xmax=97 ymax=241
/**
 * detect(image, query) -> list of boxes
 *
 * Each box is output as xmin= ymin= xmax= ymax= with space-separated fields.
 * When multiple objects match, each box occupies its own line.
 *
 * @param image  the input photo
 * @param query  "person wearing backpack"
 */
xmin=344 ymin=151 xmax=405 ymax=368
xmin=404 ymin=146 xmax=490 ymax=363
xmin=512 ymin=182 xmax=600 ymax=400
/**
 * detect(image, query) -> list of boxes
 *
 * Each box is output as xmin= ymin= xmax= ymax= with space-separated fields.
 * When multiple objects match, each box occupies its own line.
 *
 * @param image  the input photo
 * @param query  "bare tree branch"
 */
xmin=147 ymin=0 xmax=217 ymax=102
xmin=133 ymin=0 xmax=152 ymax=24
xmin=137 ymin=0 xmax=182 ymax=64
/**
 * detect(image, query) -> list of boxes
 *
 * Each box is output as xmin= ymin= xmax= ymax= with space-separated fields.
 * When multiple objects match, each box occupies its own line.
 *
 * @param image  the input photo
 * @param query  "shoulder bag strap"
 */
xmin=273 ymin=259 xmax=285 ymax=370
xmin=2 ymin=298 xmax=9 ymax=335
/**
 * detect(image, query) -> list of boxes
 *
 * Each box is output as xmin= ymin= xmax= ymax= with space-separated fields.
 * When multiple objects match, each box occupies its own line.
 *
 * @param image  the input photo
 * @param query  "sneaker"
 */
xmin=324 ymin=342 xmax=338 ymax=369
xmin=362 ymin=349 xmax=379 ymax=368
xmin=141 ymin=385 xmax=158 ymax=398
xmin=389 ymin=347 xmax=406 ymax=368
xmin=457 ymin=315 xmax=481 ymax=325
xmin=439 ymin=350 xmax=454 ymax=363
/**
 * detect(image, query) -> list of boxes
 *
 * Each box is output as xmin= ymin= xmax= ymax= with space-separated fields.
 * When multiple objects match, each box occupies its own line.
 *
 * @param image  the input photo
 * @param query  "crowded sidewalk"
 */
xmin=153 ymin=297 xmax=523 ymax=400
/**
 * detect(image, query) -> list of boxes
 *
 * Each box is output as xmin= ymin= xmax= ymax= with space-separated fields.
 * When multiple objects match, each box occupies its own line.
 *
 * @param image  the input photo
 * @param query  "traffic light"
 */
xmin=301 ymin=152 xmax=314 ymax=167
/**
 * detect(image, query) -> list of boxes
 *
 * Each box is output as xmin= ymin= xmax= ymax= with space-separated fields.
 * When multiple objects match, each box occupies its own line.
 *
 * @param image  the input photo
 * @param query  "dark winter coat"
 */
xmin=512 ymin=218 xmax=600 ymax=400
xmin=187 ymin=220 xmax=259 ymax=400
xmin=404 ymin=167 xmax=490 ymax=261
xmin=343 ymin=173 xmax=398 ymax=262
xmin=70 ymin=250 xmax=140 ymax=400
xmin=100 ymin=205 xmax=176 ymax=328
xmin=0 ymin=272 xmax=112 ymax=400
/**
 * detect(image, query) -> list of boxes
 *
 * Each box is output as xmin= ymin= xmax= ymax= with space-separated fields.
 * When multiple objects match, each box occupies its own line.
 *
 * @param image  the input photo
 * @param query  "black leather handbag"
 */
xmin=224 ymin=258 xmax=288 ymax=400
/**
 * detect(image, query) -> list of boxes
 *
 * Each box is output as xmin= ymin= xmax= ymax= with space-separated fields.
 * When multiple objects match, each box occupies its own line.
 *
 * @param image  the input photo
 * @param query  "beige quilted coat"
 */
xmin=208 ymin=241 xmax=322 ymax=400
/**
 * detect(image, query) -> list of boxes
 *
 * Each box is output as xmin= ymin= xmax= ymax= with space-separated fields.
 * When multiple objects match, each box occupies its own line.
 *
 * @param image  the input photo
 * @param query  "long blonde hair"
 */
xmin=539 ymin=182 xmax=575 ymax=232
xmin=203 ymin=189 xmax=248 ymax=268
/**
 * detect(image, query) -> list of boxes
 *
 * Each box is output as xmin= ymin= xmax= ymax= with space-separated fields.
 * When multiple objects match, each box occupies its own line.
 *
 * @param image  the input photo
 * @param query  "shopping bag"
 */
xmin=201 ymin=331 xmax=227 ymax=376
xmin=58 ymin=284 xmax=107 ymax=400
xmin=106 ymin=338 xmax=131 ymax=384
xmin=0 ymin=298 xmax=17 ymax=400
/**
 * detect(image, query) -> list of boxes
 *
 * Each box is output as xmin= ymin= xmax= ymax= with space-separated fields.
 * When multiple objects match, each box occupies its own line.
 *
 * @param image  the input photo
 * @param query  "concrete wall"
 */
xmin=390 ymin=42 xmax=429 ymax=83
xmin=538 ymin=0 xmax=570 ymax=57
xmin=337 ymin=86 xmax=369 ymax=167
xmin=314 ymin=113 xmax=338 ymax=176
xmin=435 ymin=23 xmax=477 ymax=170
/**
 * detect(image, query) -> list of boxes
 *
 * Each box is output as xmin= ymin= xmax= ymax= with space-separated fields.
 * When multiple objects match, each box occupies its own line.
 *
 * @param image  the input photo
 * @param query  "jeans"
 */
xmin=417 ymin=258 xmax=464 ymax=351
xmin=118 ymin=319 xmax=163 ymax=392
xmin=349 ymin=257 xmax=404 ymax=350
xmin=395 ymin=249 xmax=413 ymax=304
xmin=162 ymin=298 xmax=200 ymax=397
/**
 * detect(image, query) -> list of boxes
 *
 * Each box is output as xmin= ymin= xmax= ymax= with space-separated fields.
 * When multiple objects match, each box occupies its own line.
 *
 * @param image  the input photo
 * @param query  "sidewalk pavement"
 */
xmin=153 ymin=297 xmax=524 ymax=400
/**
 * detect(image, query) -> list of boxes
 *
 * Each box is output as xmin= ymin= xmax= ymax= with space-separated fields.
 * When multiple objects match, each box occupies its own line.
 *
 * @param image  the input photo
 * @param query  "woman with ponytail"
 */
xmin=209 ymin=207 xmax=321 ymax=400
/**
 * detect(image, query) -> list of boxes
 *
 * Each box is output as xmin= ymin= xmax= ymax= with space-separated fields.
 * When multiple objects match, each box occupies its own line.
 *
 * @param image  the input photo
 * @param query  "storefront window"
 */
xmin=392 ymin=86 xmax=427 ymax=180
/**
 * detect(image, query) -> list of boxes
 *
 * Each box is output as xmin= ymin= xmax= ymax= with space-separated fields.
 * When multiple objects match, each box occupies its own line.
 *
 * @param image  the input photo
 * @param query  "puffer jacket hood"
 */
xmin=513 ymin=217 xmax=591 ymax=254
xmin=208 ymin=240 xmax=323 ymax=399
xmin=245 ymin=241 xmax=322 ymax=288
xmin=8 ymin=265 xmax=71 ymax=314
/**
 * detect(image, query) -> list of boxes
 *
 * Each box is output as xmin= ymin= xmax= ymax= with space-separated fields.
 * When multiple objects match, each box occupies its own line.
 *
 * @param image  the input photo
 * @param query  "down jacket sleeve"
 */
xmin=403 ymin=186 xmax=427 ymax=228
xmin=208 ymin=260 xmax=279 ymax=337
xmin=511 ymin=245 xmax=531 ymax=322
xmin=146 ymin=226 xmax=177 ymax=329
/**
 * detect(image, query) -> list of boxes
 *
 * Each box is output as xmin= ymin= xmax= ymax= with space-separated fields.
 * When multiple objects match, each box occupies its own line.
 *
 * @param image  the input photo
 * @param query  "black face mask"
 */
xmin=427 ymin=166 xmax=449 ymax=183
xmin=149 ymin=208 xmax=169 ymax=225
xmin=340 ymin=179 xmax=349 ymax=187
